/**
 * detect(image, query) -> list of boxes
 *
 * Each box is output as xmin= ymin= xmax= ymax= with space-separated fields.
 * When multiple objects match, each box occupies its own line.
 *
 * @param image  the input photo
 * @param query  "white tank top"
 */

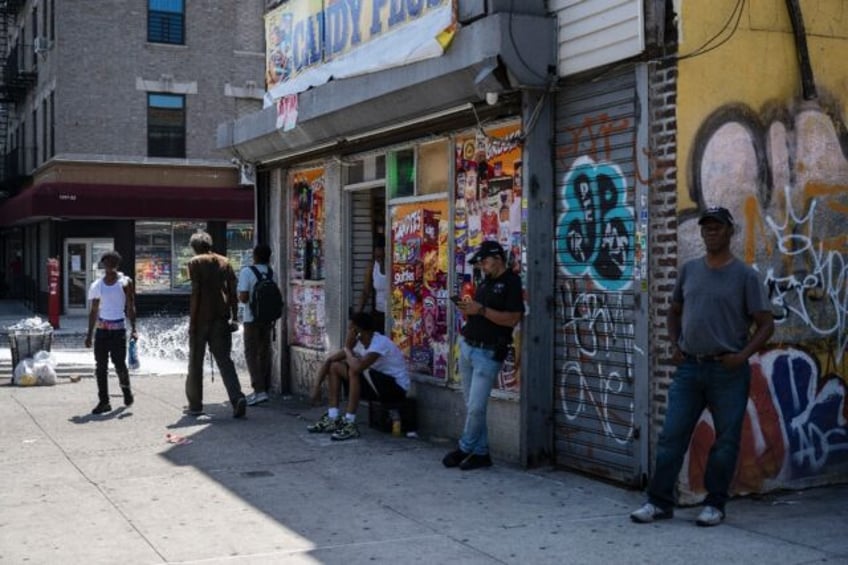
xmin=90 ymin=276 xmax=128 ymax=320
xmin=372 ymin=260 xmax=387 ymax=313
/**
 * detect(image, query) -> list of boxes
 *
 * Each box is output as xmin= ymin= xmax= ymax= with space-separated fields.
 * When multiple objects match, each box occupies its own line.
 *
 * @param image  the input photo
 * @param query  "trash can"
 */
xmin=9 ymin=329 xmax=53 ymax=372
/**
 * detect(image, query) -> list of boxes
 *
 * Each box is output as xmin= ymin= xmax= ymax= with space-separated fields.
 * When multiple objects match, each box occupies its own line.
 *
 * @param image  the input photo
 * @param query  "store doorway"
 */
xmin=64 ymin=238 xmax=114 ymax=315
xmin=347 ymin=186 xmax=386 ymax=332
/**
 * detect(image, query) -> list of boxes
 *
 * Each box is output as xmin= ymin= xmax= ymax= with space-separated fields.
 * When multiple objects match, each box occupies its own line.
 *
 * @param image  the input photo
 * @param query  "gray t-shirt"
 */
xmin=673 ymin=257 xmax=769 ymax=355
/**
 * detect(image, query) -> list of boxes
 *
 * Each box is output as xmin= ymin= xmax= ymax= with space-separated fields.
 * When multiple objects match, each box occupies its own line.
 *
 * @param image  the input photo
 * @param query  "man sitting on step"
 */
xmin=308 ymin=312 xmax=409 ymax=441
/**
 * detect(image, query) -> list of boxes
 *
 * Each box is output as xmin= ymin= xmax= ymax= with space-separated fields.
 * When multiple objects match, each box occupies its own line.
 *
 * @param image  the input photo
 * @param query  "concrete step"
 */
xmin=1 ymin=358 xmax=95 ymax=380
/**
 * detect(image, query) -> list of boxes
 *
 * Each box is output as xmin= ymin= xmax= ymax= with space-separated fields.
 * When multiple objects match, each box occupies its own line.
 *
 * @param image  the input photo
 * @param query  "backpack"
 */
xmin=249 ymin=266 xmax=283 ymax=325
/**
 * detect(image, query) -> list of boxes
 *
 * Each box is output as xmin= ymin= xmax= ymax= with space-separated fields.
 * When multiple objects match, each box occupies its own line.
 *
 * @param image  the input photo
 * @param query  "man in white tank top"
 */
xmin=85 ymin=250 xmax=137 ymax=415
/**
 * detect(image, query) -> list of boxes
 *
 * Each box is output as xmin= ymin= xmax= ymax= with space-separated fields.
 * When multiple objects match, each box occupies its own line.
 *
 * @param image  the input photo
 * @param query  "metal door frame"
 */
xmin=63 ymin=238 xmax=114 ymax=315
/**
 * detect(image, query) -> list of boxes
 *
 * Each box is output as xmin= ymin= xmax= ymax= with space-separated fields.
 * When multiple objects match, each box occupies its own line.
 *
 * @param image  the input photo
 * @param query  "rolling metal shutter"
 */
xmin=553 ymin=66 xmax=643 ymax=485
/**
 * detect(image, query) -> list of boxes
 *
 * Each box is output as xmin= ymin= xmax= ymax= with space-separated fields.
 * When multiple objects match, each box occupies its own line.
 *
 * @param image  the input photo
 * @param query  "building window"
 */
xmin=135 ymin=221 xmax=206 ymax=293
xmin=148 ymin=0 xmax=185 ymax=45
xmin=147 ymin=93 xmax=185 ymax=158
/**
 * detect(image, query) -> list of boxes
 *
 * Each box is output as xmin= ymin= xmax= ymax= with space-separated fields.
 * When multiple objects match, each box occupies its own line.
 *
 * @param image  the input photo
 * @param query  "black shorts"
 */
xmin=343 ymin=368 xmax=407 ymax=403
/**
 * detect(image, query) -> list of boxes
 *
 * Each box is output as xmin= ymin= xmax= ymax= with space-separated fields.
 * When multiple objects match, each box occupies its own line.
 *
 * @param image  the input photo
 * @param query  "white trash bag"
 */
xmin=32 ymin=350 xmax=58 ymax=386
xmin=13 ymin=351 xmax=57 ymax=386
xmin=13 ymin=358 xmax=37 ymax=386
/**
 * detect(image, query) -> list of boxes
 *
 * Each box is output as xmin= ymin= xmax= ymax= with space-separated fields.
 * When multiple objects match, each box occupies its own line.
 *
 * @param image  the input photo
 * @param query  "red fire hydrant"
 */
xmin=47 ymin=257 xmax=60 ymax=329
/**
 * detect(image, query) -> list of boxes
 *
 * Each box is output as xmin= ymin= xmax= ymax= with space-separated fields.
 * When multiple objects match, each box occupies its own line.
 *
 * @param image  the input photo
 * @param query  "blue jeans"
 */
xmin=648 ymin=358 xmax=751 ymax=512
xmin=458 ymin=338 xmax=504 ymax=455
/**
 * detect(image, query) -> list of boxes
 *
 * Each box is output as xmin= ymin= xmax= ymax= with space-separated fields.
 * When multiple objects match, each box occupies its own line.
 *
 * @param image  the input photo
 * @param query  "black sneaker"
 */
xmin=442 ymin=448 xmax=470 ymax=468
xmin=122 ymin=388 xmax=134 ymax=407
xmin=459 ymin=453 xmax=493 ymax=471
xmin=233 ymin=396 xmax=247 ymax=419
xmin=91 ymin=401 xmax=112 ymax=415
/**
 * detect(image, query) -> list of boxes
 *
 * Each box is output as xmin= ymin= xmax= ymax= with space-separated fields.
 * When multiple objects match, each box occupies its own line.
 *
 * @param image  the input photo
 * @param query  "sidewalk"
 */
xmin=1 ymin=361 xmax=846 ymax=564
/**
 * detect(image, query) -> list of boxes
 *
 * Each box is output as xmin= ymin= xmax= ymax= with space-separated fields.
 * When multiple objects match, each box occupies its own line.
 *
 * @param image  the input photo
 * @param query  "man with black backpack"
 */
xmin=238 ymin=243 xmax=283 ymax=406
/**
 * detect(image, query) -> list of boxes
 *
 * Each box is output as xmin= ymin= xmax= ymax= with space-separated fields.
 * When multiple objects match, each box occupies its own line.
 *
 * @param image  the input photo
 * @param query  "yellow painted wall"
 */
xmin=675 ymin=0 xmax=848 ymax=497
xmin=677 ymin=0 xmax=848 ymax=210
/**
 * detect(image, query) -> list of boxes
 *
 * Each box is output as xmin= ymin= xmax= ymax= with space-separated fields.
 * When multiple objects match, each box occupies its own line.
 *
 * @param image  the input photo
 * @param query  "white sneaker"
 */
xmin=630 ymin=502 xmax=674 ymax=523
xmin=696 ymin=505 xmax=724 ymax=527
xmin=246 ymin=391 xmax=269 ymax=406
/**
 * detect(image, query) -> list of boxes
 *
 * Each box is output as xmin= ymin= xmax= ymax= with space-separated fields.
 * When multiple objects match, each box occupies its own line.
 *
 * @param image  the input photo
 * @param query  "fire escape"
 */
xmin=0 ymin=0 xmax=36 ymax=197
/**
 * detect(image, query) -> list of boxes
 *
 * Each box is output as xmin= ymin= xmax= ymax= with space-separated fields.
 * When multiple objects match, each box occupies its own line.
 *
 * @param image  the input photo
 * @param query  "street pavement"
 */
xmin=1 ymin=300 xmax=847 ymax=564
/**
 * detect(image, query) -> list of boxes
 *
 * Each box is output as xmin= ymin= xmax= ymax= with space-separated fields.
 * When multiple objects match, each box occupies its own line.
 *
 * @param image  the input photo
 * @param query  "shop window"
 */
xmin=135 ymin=221 xmax=205 ymax=293
xmin=390 ymin=200 xmax=450 ymax=379
xmin=387 ymin=149 xmax=415 ymax=198
xmin=226 ymin=222 xmax=255 ymax=273
xmin=288 ymin=168 xmax=326 ymax=349
xmin=417 ymin=139 xmax=449 ymax=195
xmin=453 ymin=123 xmax=524 ymax=392
xmin=346 ymin=154 xmax=386 ymax=185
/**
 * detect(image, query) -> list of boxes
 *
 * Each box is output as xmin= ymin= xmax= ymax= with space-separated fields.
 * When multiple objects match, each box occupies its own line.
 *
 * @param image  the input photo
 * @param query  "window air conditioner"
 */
xmin=33 ymin=37 xmax=50 ymax=54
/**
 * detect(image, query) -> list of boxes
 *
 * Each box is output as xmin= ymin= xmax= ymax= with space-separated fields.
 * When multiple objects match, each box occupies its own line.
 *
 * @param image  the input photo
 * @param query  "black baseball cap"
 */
xmin=698 ymin=206 xmax=734 ymax=226
xmin=469 ymin=240 xmax=506 ymax=264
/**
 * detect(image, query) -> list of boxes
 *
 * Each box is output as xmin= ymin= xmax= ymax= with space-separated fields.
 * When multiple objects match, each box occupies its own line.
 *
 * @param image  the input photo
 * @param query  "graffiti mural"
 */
xmin=556 ymin=156 xmax=635 ymax=292
xmin=681 ymin=347 xmax=848 ymax=503
xmin=681 ymin=97 xmax=848 ymax=491
xmin=558 ymin=279 xmax=636 ymax=445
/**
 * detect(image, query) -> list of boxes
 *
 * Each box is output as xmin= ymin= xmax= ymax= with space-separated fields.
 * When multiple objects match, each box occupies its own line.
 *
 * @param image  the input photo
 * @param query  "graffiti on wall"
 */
xmin=558 ymin=279 xmax=636 ymax=445
xmin=555 ymin=139 xmax=638 ymax=445
xmin=682 ymin=97 xmax=848 ymax=491
xmin=681 ymin=347 xmax=848 ymax=501
xmin=556 ymin=156 xmax=635 ymax=292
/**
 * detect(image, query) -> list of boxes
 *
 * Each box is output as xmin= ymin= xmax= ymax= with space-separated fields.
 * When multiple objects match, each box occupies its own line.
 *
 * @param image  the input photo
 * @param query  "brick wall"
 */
xmin=47 ymin=0 xmax=265 ymax=160
xmin=647 ymin=59 xmax=679 ymax=452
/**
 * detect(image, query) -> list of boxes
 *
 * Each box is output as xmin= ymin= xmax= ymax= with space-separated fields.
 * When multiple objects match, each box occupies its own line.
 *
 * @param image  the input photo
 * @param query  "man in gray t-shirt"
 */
xmin=631 ymin=206 xmax=774 ymax=528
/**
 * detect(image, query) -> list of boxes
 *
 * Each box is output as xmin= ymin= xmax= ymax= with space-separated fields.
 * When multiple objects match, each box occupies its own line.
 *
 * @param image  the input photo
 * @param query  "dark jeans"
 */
xmin=186 ymin=318 xmax=244 ymax=411
xmin=94 ymin=328 xmax=130 ymax=403
xmin=648 ymin=358 xmax=751 ymax=512
xmin=243 ymin=322 xmax=272 ymax=394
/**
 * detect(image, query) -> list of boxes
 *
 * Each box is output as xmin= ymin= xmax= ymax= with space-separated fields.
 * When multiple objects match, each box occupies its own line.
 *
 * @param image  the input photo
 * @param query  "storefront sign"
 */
xmin=264 ymin=0 xmax=456 ymax=106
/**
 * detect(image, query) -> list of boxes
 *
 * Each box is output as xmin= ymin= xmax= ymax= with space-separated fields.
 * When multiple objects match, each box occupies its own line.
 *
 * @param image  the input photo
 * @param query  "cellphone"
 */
xmin=450 ymin=295 xmax=462 ymax=304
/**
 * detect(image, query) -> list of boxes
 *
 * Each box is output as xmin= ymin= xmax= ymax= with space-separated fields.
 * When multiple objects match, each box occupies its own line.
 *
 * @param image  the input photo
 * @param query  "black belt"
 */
xmin=684 ymin=352 xmax=727 ymax=363
xmin=464 ymin=338 xmax=499 ymax=350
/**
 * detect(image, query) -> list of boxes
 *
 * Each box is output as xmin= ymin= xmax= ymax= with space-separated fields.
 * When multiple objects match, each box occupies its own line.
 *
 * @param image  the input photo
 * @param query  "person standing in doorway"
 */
xmin=238 ymin=243 xmax=273 ymax=406
xmin=85 ymin=251 xmax=137 ymax=415
xmin=186 ymin=231 xmax=247 ymax=419
xmin=356 ymin=234 xmax=387 ymax=332
xmin=630 ymin=206 xmax=773 ymax=527
xmin=443 ymin=240 xmax=522 ymax=470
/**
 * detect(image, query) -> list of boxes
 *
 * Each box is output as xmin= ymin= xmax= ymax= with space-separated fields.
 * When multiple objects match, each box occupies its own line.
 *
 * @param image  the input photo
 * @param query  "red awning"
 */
xmin=0 ymin=182 xmax=254 ymax=226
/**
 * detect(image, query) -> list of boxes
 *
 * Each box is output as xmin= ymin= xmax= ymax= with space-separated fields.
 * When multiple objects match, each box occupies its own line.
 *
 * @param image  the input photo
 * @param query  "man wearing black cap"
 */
xmin=443 ymin=240 xmax=523 ymax=470
xmin=631 ymin=206 xmax=773 ymax=527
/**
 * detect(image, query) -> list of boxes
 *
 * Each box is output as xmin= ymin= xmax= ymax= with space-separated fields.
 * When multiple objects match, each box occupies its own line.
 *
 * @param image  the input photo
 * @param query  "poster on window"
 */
xmin=288 ymin=167 xmax=326 ymax=350
xmin=389 ymin=200 xmax=449 ymax=379
xmin=453 ymin=123 xmax=524 ymax=392
xmin=289 ymin=283 xmax=326 ymax=349
xmin=291 ymin=168 xmax=325 ymax=281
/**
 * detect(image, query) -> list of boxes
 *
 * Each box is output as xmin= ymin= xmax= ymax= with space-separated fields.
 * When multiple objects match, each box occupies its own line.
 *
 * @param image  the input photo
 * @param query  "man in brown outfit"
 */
xmin=186 ymin=231 xmax=247 ymax=418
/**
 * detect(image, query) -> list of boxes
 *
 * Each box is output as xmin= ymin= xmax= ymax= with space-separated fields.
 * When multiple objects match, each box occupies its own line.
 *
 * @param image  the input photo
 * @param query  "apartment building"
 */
xmin=0 ymin=0 xmax=264 ymax=315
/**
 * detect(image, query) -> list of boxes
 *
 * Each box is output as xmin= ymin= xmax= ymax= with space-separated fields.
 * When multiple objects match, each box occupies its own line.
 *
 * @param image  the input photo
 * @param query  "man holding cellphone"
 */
xmin=443 ymin=240 xmax=523 ymax=470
